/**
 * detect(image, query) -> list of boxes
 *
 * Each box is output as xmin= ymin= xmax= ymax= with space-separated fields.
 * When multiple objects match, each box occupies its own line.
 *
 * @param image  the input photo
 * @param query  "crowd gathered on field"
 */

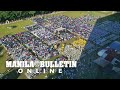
xmin=0 ymin=15 xmax=120 ymax=79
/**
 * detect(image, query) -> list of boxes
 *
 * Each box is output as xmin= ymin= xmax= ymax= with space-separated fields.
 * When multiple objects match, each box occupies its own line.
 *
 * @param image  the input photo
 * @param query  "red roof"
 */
xmin=105 ymin=54 xmax=115 ymax=62
xmin=104 ymin=50 xmax=117 ymax=62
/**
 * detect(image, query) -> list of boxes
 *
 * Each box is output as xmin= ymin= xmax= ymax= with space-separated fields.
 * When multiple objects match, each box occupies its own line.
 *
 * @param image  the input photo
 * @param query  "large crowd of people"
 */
xmin=1 ymin=35 xmax=20 ymax=49
xmin=55 ymin=56 xmax=68 ymax=61
xmin=26 ymin=24 xmax=44 ymax=31
xmin=88 ymin=20 xmax=120 ymax=45
xmin=50 ymin=60 xmax=98 ymax=79
xmin=63 ymin=45 xmax=82 ymax=61
xmin=26 ymin=16 xmax=76 ymax=45
xmin=25 ymin=67 xmax=43 ymax=79
xmin=58 ymin=30 xmax=75 ymax=41
xmin=99 ymin=21 xmax=120 ymax=34
xmin=25 ymin=15 xmax=100 ymax=45
xmin=0 ymin=35 xmax=38 ymax=61
xmin=4 ymin=15 xmax=120 ymax=55
xmin=30 ymin=29 xmax=59 ymax=45
xmin=15 ymin=32 xmax=35 ymax=44
xmin=14 ymin=31 xmax=59 ymax=60
xmin=26 ymin=56 xmax=68 ymax=79
xmin=1 ymin=14 xmax=120 ymax=79
xmin=9 ymin=45 xmax=38 ymax=61
xmin=67 ymin=15 xmax=98 ymax=40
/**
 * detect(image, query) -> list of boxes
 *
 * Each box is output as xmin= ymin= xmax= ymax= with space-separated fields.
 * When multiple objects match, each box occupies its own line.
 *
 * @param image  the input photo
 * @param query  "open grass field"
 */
xmin=0 ymin=46 xmax=8 ymax=73
xmin=17 ymin=69 xmax=28 ymax=79
xmin=33 ymin=73 xmax=48 ymax=79
xmin=33 ymin=70 xmax=56 ymax=79
xmin=46 ymin=11 xmax=113 ymax=18
xmin=0 ymin=19 xmax=34 ymax=38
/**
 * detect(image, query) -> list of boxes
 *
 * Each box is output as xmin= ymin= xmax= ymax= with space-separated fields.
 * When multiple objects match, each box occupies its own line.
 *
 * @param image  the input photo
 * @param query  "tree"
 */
xmin=0 ymin=11 xmax=53 ymax=23
xmin=28 ymin=11 xmax=36 ymax=16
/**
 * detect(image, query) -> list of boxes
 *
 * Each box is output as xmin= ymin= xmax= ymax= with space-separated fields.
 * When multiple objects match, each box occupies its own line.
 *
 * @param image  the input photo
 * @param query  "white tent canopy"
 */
xmin=98 ymin=49 xmax=107 ymax=57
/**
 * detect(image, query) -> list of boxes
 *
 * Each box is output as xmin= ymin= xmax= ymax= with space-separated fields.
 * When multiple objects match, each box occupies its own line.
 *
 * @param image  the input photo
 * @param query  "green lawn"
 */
xmin=46 ymin=11 xmax=113 ymax=18
xmin=34 ymin=73 xmax=48 ymax=79
xmin=0 ymin=46 xmax=8 ymax=73
xmin=34 ymin=70 xmax=56 ymax=79
xmin=17 ymin=69 xmax=28 ymax=79
xmin=0 ymin=19 xmax=33 ymax=38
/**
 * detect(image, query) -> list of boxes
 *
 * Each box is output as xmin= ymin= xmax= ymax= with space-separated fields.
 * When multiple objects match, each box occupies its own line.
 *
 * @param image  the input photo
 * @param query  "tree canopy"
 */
xmin=0 ymin=11 xmax=53 ymax=23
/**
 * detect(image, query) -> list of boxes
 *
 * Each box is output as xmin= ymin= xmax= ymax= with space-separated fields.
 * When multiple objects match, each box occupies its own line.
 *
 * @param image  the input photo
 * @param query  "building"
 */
xmin=109 ymin=41 xmax=120 ymax=52
xmin=94 ymin=41 xmax=120 ymax=70
xmin=94 ymin=57 xmax=110 ymax=67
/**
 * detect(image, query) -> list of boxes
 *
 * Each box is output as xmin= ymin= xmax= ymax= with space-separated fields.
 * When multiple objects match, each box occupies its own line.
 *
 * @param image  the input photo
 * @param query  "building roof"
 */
xmin=98 ymin=49 xmax=107 ymax=56
xmin=94 ymin=57 xmax=110 ymax=67
xmin=109 ymin=41 xmax=120 ymax=51
xmin=98 ymin=48 xmax=117 ymax=62
xmin=105 ymin=54 xmax=116 ymax=62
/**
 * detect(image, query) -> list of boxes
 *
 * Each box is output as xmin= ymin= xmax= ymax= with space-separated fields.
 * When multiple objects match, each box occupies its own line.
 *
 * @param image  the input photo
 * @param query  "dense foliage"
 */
xmin=0 ymin=11 xmax=53 ymax=23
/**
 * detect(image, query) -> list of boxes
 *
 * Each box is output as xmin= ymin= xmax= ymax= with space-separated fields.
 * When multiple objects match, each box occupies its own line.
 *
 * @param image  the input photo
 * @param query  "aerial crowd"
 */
xmin=0 ymin=14 xmax=120 ymax=79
